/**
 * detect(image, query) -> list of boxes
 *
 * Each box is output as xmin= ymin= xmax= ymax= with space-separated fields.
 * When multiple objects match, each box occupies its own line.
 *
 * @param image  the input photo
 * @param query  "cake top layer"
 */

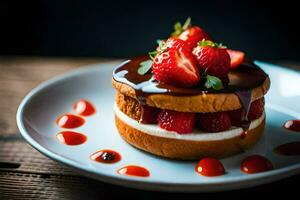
xmin=113 ymin=55 xmax=268 ymax=97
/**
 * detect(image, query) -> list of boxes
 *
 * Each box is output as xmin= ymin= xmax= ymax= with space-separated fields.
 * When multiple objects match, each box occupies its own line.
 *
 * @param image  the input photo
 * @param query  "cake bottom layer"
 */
xmin=114 ymin=104 xmax=265 ymax=160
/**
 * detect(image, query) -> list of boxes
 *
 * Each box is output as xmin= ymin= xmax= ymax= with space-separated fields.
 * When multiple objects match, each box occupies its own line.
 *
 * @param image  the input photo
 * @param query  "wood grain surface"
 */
xmin=0 ymin=57 xmax=299 ymax=199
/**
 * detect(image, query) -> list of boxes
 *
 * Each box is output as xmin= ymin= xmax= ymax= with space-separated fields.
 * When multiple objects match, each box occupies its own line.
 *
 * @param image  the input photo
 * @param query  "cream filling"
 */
xmin=114 ymin=103 xmax=265 ymax=141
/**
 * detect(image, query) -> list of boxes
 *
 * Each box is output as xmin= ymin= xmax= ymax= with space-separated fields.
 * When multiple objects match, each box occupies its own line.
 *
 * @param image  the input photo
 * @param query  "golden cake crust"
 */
xmin=112 ymin=77 xmax=270 ymax=113
xmin=115 ymin=114 xmax=265 ymax=160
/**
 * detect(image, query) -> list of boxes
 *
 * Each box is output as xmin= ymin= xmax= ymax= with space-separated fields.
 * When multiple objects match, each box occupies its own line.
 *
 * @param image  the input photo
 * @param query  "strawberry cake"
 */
xmin=112 ymin=18 xmax=270 ymax=160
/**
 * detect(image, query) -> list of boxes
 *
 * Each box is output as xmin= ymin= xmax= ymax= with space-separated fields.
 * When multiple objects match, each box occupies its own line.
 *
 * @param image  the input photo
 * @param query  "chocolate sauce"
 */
xmin=235 ymin=90 xmax=252 ymax=136
xmin=113 ymin=56 xmax=268 ymax=132
xmin=113 ymin=56 xmax=268 ymax=98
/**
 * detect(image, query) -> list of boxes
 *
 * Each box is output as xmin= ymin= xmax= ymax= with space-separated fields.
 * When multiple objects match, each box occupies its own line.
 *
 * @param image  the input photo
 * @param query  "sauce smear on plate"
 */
xmin=195 ymin=157 xmax=225 ymax=177
xmin=73 ymin=100 xmax=96 ymax=116
xmin=117 ymin=165 xmax=150 ymax=177
xmin=283 ymin=120 xmax=300 ymax=132
xmin=56 ymin=131 xmax=87 ymax=145
xmin=90 ymin=149 xmax=121 ymax=164
xmin=241 ymin=155 xmax=273 ymax=174
xmin=56 ymin=114 xmax=85 ymax=128
xmin=274 ymin=141 xmax=300 ymax=156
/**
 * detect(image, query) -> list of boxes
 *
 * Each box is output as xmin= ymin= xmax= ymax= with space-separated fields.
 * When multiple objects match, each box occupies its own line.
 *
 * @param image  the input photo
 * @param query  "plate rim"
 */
xmin=16 ymin=60 xmax=300 ymax=192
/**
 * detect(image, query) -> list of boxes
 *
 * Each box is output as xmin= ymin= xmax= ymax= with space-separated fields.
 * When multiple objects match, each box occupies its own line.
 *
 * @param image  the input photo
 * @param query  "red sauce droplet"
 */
xmin=240 ymin=131 xmax=248 ymax=139
xmin=274 ymin=141 xmax=300 ymax=156
xmin=117 ymin=165 xmax=150 ymax=177
xmin=195 ymin=157 xmax=225 ymax=177
xmin=56 ymin=114 xmax=85 ymax=128
xmin=56 ymin=131 xmax=87 ymax=145
xmin=73 ymin=100 xmax=96 ymax=116
xmin=241 ymin=155 xmax=273 ymax=174
xmin=90 ymin=149 xmax=121 ymax=164
xmin=283 ymin=120 xmax=300 ymax=132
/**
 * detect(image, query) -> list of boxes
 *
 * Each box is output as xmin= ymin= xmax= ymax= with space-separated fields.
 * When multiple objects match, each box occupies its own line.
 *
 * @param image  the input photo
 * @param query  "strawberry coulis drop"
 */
xmin=283 ymin=120 xmax=300 ymax=132
xmin=195 ymin=157 xmax=225 ymax=177
xmin=56 ymin=114 xmax=85 ymax=128
xmin=90 ymin=149 xmax=121 ymax=164
xmin=56 ymin=131 xmax=87 ymax=145
xmin=274 ymin=141 xmax=300 ymax=156
xmin=73 ymin=99 xmax=96 ymax=116
xmin=117 ymin=165 xmax=150 ymax=177
xmin=241 ymin=155 xmax=273 ymax=174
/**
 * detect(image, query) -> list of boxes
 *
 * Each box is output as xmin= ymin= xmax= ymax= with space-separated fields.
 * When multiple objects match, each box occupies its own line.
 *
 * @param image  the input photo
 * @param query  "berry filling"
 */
xmin=137 ymin=97 xmax=265 ymax=134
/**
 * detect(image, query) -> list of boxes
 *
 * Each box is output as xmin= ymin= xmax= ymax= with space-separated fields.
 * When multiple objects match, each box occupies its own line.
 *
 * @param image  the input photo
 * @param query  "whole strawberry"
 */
xmin=152 ymin=45 xmax=200 ymax=87
xmin=156 ymin=38 xmax=191 ymax=53
xmin=178 ymin=26 xmax=212 ymax=48
xmin=158 ymin=110 xmax=195 ymax=134
xmin=193 ymin=40 xmax=231 ymax=85
xmin=171 ymin=17 xmax=212 ymax=48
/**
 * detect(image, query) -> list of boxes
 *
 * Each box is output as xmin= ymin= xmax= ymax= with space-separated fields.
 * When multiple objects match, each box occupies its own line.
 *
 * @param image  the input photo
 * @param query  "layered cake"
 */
xmin=112 ymin=18 xmax=270 ymax=160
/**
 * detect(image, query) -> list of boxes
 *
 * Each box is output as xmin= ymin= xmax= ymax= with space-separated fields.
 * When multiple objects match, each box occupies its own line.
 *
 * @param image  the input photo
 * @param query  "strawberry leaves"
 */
xmin=138 ymin=60 xmax=153 ymax=75
xmin=198 ymin=39 xmax=226 ymax=48
xmin=148 ymin=51 xmax=158 ymax=60
xmin=171 ymin=17 xmax=192 ymax=37
xmin=138 ymin=40 xmax=166 ymax=75
xmin=205 ymin=75 xmax=224 ymax=90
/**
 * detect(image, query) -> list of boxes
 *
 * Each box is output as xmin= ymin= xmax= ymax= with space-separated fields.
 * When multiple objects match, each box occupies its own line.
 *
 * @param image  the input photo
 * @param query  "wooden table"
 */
xmin=0 ymin=57 xmax=299 ymax=199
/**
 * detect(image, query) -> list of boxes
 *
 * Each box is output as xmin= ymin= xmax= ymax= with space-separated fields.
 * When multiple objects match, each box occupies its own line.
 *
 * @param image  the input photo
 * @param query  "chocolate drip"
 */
xmin=235 ymin=91 xmax=253 ymax=138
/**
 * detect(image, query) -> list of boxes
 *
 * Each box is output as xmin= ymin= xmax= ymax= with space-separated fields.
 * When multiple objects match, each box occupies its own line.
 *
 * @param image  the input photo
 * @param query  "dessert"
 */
xmin=112 ymin=18 xmax=270 ymax=160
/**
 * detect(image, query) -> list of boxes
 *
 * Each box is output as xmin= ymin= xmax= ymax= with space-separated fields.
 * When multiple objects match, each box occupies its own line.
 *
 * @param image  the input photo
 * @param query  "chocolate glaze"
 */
xmin=113 ymin=55 xmax=268 ymax=134
xmin=113 ymin=56 xmax=268 ymax=97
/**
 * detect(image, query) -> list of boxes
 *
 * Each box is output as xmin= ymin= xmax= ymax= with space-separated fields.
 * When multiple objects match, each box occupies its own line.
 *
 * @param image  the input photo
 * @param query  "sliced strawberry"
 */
xmin=227 ymin=49 xmax=245 ymax=69
xmin=152 ymin=46 xmax=200 ymax=87
xmin=248 ymin=98 xmax=265 ymax=120
xmin=193 ymin=40 xmax=230 ymax=85
xmin=158 ymin=110 xmax=195 ymax=134
xmin=197 ymin=111 xmax=231 ymax=132
xmin=178 ymin=26 xmax=212 ymax=48
xmin=156 ymin=38 xmax=189 ymax=53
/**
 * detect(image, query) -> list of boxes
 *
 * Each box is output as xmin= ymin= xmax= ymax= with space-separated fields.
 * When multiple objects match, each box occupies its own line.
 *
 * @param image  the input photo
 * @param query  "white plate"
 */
xmin=17 ymin=60 xmax=300 ymax=192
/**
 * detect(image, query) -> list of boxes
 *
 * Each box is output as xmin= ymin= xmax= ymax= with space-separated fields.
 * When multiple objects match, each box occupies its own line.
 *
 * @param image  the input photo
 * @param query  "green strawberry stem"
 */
xmin=171 ymin=17 xmax=192 ymax=36
xmin=198 ymin=39 xmax=227 ymax=49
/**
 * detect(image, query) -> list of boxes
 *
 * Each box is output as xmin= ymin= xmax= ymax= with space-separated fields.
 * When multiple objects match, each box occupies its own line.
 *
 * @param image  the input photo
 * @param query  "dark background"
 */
xmin=1 ymin=0 xmax=300 ymax=60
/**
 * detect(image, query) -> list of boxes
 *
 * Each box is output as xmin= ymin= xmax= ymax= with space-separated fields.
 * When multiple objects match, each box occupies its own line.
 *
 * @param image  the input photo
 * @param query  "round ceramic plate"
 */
xmin=17 ymin=60 xmax=300 ymax=192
